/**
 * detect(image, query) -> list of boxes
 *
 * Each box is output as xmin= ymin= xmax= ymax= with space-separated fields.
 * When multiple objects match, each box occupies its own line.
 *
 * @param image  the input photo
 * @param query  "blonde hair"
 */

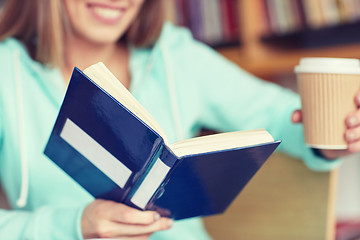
xmin=0 ymin=0 xmax=164 ymax=67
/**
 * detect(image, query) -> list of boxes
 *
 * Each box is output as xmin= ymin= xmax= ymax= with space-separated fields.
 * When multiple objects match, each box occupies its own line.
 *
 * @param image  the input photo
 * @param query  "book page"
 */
xmin=169 ymin=129 xmax=274 ymax=157
xmin=84 ymin=63 xmax=168 ymax=143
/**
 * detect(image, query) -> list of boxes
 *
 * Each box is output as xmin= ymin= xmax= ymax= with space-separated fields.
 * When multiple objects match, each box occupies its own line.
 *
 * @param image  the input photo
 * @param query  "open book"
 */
xmin=44 ymin=62 xmax=281 ymax=220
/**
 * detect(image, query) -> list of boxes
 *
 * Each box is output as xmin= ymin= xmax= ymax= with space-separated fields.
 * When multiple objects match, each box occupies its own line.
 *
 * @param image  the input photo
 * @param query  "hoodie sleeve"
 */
xmin=160 ymin=22 xmax=342 ymax=171
xmin=0 ymin=205 xmax=86 ymax=240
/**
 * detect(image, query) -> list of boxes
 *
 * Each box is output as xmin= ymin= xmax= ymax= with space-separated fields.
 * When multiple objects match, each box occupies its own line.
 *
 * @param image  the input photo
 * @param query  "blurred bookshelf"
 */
xmin=165 ymin=0 xmax=360 ymax=79
xmin=0 ymin=0 xmax=5 ymax=15
xmin=164 ymin=0 xmax=241 ymax=48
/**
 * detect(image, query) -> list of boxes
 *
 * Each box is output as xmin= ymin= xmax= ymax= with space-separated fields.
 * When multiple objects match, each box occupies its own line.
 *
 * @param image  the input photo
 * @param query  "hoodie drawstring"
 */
xmin=14 ymin=50 xmax=28 ymax=208
xmin=160 ymin=41 xmax=184 ymax=141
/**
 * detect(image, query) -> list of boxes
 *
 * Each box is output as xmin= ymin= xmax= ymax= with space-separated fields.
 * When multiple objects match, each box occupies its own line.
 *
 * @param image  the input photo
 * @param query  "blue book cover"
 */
xmin=44 ymin=63 xmax=280 ymax=220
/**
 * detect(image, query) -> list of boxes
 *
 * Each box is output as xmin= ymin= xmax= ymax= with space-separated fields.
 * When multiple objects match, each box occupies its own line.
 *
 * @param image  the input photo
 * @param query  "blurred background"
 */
xmin=1 ymin=0 xmax=360 ymax=239
xmin=166 ymin=1 xmax=360 ymax=239
xmin=165 ymin=0 xmax=360 ymax=83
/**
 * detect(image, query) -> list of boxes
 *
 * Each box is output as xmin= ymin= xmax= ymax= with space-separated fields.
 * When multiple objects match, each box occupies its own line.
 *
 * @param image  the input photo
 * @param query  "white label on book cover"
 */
xmin=60 ymin=118 xmax=132 ymax=188
xmin=130 ymin=158 xmax=170 ymax=209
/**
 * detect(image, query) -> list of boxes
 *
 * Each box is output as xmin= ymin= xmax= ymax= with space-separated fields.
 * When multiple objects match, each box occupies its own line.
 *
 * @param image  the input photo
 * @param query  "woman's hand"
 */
xmin=81 ymin=199 xmax=173 ymax=239
xmin=291 ymin=91 xmax=360 ymax=160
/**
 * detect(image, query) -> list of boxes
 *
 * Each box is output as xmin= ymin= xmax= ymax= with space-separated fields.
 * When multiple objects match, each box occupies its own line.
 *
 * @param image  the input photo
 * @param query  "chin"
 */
xmin=84 ymin=30 xmax=125 ymax=45
xmin=91 ymin=36 xmax=122 ymax=45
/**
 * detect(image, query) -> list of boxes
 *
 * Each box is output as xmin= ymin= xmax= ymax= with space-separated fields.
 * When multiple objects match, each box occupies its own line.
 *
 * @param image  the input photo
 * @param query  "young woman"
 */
xmin=0 ymin=0 xmax=359 ymax=239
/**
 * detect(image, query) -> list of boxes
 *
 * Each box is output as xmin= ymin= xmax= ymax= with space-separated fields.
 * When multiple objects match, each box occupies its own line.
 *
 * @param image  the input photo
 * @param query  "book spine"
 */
xmin=139 ymin=146 xmax=178 ymax=211
xmin=175 ymin=0 xmax=188 ymax=26
xmin=295 ymin=0 xmax=308 ymax=29
xmin=123 ymin=143 xmax=163 ymax=207
xmin=199 ymin=0 xmax=223 ymax=46
xmin=228 ymin=0 xmax=240 ymax=42
xmin=221 ymin=0 xmax=240 ymax=43
xmin=265 ymin=0 xmax=280 ymax=34
xmin=320 ymin=0 xmax=340 ymax=26
xmin=158 ymin=145 xmax=179 ymax=167
xmin=125 ymin=145 xmax=178 ymax=209
xmin=187 ymin=0 xmax=203 ymax=41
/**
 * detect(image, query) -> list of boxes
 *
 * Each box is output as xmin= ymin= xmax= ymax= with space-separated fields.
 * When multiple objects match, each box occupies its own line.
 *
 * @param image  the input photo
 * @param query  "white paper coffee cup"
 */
xmin=295 ymin=58 xmax=360 ymax=149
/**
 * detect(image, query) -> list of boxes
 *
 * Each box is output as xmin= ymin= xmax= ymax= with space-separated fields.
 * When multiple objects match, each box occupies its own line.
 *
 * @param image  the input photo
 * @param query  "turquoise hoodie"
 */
xmin=0 ymin=23 xmax=341 ymax=239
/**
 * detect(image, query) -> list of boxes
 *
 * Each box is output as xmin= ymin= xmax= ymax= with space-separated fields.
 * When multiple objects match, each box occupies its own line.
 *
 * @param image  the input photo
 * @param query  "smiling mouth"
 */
xmin=93 ymin=6 xmax=122 ymax=19
xmin=89 ymin=4 xmax=124 ymax=24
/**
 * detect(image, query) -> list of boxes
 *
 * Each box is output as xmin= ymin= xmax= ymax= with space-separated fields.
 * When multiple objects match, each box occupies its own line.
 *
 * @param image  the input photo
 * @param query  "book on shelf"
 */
xmin=199 ymin=0 xmax=223 ymax=46
xmin=220 ymin=0 xmax=240 ymax=42
xmin=165 ymin=0 xmax=240 ymax=48
xmin=262 ymin=0 xmax=360 ymax=37
xmin=44 ymin=62 xmax=281 ymax=220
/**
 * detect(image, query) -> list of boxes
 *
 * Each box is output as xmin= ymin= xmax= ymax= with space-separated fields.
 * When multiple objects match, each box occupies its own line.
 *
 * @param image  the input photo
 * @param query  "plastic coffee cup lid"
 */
xmin=294 ymin=57 xmax=360 ymax=74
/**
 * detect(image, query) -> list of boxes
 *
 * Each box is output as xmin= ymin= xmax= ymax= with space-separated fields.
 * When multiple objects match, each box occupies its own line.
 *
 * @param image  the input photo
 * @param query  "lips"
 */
xmin=88 ymin=4 xmax=124 ymax=24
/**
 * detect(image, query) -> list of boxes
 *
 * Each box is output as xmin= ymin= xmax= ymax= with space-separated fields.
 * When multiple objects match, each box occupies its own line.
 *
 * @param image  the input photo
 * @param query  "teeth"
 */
xmin=93 ymin=7 xmax=121 ymax=19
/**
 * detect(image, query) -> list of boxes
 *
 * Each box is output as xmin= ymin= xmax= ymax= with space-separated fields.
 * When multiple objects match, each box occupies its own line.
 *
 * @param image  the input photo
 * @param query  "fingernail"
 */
xmin=154 ymin=213 xmax=160 ymax=221
xmin=348 ymin=116 xmax=357 ymax=127
xmin=347 ymin=131 xmax=356 ymax=141
xmin=167 ymin=219 xmax=174 ymax=228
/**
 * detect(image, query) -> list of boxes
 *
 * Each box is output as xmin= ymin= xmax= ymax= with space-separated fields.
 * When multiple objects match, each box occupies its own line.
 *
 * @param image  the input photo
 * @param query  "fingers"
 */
xmin=355 ymin=91 xmax=360 ymax=108
xmin=97 ymin=217 xmax=173 ymax=238
xmin=318 ymin=149 xmax=349 ymax=160
xmin=82 ymin=200 xmax=173 ymax=239
xmin=110 ymin=205 xmax=159 ymax=225
xmin=95 ymin=200 xmax=159 ymax=225
xmin=344 ymin=91 xmax=360 ymax=152
xmin=346 ymin=91 xmax=360 ymax=128
xmin=86 ymin=233 xmax=152 ymax=240
xmin=118 ymin=217 xmax=173 ymax=236
xmin=291 ymin=109 xmax=302 ymax=123
xmin=345 ymin=125 xmax=360 ymax=142
xmin=116 ymin=234 xmax=152 ymax=240
xmin=345 ymin=125 xmax=360 ymax=152
xmin=346 ymin=113 xmax=360 ymax=129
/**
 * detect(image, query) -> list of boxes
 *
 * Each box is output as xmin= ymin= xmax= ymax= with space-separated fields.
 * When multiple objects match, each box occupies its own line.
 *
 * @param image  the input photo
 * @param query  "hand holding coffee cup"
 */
xmin=344 ymin=92 xmax=360 ymax=152
xmin=293 ymin=58 xmax=360 ymax=157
